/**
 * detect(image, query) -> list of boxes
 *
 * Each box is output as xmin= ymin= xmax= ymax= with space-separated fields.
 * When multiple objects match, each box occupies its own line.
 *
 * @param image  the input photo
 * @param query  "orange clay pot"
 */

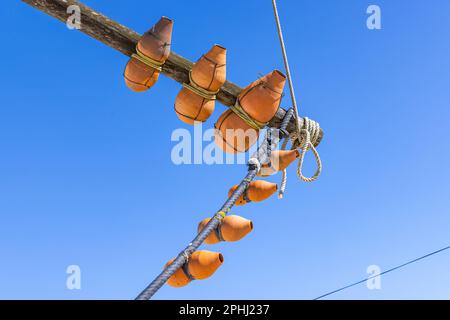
xmin=166 ymin=250 xmax=224 ymax=288
xmin=165 ymin=258 xmax=191 ymax=288
xmin=188 ymin=250 xmax=224 ymax=280
xmin=214 ymin=109 xmax=259 ymax=153
xmin=174 ymin=90 xmax=216 ymax=124
xmin=228 ymin=180 xmax=278 ymax=205
xmin=258 ymin=149 xmax=300 ymax=177
xmin=238 ymin=70 xmax=286 ymax=123
xmin=175 ymin=45 xmax=227 ymax=125
xmin=191 ymin=45 xmax=226 ymax=92
xmin=137 ymin=16 xmax=173 ymax=62
xmin=124 ymin=17 xmax=173 ymax=92
xmin=198 ymin=215 xmax=253 ymax=245
xmin=124 ymin=58 xmax=159 ymax=92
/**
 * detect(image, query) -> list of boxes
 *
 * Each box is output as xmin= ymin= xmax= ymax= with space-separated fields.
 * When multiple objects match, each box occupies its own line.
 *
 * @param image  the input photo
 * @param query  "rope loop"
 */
xmin=180 ymin=250 xmax=194 ymax=281
xmin=182 ymin=250 xmax=189 ymax=261
xmin=292 ymin=117 xmax=322 ymax=183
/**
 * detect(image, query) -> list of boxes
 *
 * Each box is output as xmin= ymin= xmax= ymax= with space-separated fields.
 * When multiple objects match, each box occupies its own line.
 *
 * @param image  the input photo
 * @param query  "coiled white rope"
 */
xmin=292 ymin=117 xmax=322 ymax=183
xmin=272 ymin=0 xmax=322 ymax=198
xmin=278 ymin=117 xmax=322 ymax=198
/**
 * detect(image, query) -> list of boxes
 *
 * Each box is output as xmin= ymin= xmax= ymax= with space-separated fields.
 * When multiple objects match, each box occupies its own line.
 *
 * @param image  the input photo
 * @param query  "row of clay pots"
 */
xmin=164 ymin=151 xmax=298 ymax=287
xmin=167 ymin=215 xmax=252 ymax=288
xmin=166 ymin=174 xmax=297 ymax=287
xmin=123 ymin=17 xmax=287 ymax=155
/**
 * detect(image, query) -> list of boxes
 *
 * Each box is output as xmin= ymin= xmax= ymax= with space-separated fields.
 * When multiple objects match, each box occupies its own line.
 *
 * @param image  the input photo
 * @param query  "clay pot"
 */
xmin=191 ymin=45 xmax=226 ymax=92
xmin=214 ymin=109 xmax=259 ymax=153
xmin=165 ymin=258 xmax=191 ymax=288
xmin=188 ymin=250 xmax=224 ymax=280
xmin=238 ymin=70 xmax=286 ymax=123
xmin=258 ymin=150 xmax=299 ymax=177
xmin=175 ymin=45 xmax=227 ymax=124
xmin=166 ymin=250 xmax=224 ymax=288
xmin=124 ymin=17 xmax=173 ymax=92
xmin=228 ymin=180 xmax=278 ymax=205
xmin=137 ymin=16 xmax=173 ymax=62
xmin=174 ymin=89 xmax=216 ymax=124
xmin=198 ymin=215 xmax=253 ymax=244
xmin=124 ymin=58 xmax=159 ymax=92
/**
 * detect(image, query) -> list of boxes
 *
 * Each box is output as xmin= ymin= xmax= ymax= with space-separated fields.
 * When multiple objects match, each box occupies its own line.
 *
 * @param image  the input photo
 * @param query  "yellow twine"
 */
xmin=229 ymin=99 xmax=268 ymax=130
xmin=182 ymin=71 xmax=219 ymax=100
xmin=132 ymin=47 xmax=164 ymax=71
xmin=217 ymin=211 xmax=227 ymax=218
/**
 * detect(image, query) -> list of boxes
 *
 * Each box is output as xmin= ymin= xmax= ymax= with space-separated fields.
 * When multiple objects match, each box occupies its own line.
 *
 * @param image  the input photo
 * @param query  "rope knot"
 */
xmin=293 ymin=117 xmax=321 ymax=149
xmin=248 ymin=157 xmax=261 ymax=173
xmin=292 ymin=117 xmax=322 ymax=183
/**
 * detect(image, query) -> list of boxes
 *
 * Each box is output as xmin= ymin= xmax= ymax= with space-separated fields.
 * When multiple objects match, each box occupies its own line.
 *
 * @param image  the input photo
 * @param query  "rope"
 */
xmin=229 ymin=99 xmax=268 ymax=130
xmin=278 ymin=137 xmax=289 ymax=198
xmin=182 ymin=71 xmax=219 ymax=100
xmin=278 ymin=117 xmax=321 ymax=196
xmin=271 ymin=0 xmax=322 ymax=186
xmin=135 ymin=110 xmax=292 ymax=300
xmin=132 ymin=47 xmax=165 ymax=71
xmin=248 ymin=157 xmax=262 ymax=172
xmin=271 ymin=108 xmax=292 ymax=199
xmin=271 ymin=0 xmax=301 ymax=138
xmin=181 ymin=250 xmax=195 ymax=281
xmin=313 ymin=245 xmax=450 ymax=300
xmin=292 ymin=117 xmax=322 ymax=182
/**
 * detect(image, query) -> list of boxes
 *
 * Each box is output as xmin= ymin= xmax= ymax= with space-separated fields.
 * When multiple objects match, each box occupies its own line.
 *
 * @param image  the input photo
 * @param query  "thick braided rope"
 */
xmin=292 ymin=117 xmax=322 ymax=182
xmin=278 ymin=137 xmax=289 ymax=199
xmin=278 ymin=116 xmax=321 ymax=196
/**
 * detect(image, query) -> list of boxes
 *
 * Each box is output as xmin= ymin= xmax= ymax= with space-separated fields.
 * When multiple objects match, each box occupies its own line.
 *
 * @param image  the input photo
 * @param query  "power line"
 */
xmin=313 ymin=245 xmax=450 ymax=300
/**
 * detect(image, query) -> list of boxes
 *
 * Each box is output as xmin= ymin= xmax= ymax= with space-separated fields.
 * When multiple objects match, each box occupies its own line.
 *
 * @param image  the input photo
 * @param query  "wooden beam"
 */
xmin=22 ymin=0 xmax=323 ymax=145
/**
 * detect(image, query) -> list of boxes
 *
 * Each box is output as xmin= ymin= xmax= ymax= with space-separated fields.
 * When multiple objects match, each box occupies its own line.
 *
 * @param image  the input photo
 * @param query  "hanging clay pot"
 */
xmin=124 ymin=59 xmax=159 ymax=92
xmin=188 ymin=250 xmax=224 ymax=280
xmin=213 ymin=70 xmax=286 ymax=153
xmin=165 ymin=258 xmax=191 ymax=288
xmin=214 ymin=109 xmax=259 ymax=153
xmin=175 ymin=45 xmax=227 ymax=124
xmin=238 ymin=70 xmax=286 ymax=123
xmin=166 ymin=250 xmax=224 ymax=288
xmin=228 ymin=180 xmax=278 ymax=205
xmin=175 ymin=91 xmax=216 ymax=124
xmin=258 ymin=149 xmax=299 ymax=177
xmin=191 ymin=44 xmax=226 ymax=91
xmin=198 ymin=215 xmax=253 ymax=245
xmin=124 ymin=17 xmax=173 ymax=92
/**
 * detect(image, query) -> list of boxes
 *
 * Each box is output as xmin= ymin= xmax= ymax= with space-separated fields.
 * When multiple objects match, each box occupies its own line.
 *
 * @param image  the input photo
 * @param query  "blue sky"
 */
xmin=0 ymin=0 xmax=449 ymax=299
